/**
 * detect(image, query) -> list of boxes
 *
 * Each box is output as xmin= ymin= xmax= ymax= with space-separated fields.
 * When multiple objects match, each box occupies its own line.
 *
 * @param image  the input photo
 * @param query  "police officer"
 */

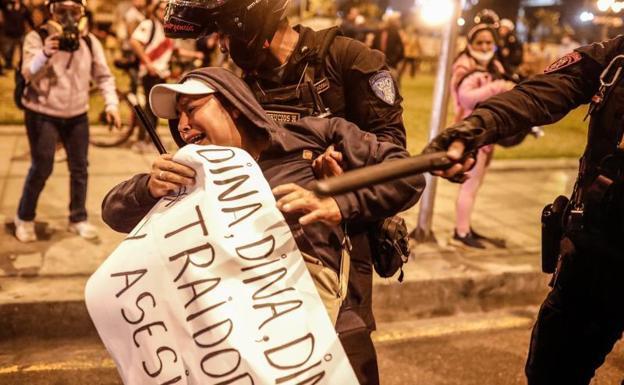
xmin=161 ymin=1 xmax=408 ymax=384
xmin=425 ymin=36 xmax=624 ymax=385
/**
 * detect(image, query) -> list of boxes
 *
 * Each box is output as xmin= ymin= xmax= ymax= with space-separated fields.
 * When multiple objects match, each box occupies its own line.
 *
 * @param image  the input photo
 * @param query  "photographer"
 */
xmin=14 ymin=0 xmax=121 ymax=243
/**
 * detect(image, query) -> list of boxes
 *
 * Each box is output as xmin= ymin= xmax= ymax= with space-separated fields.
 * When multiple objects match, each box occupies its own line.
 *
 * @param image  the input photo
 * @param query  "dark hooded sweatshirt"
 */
xmin=101 ymin=67 xmax=425 ymax=332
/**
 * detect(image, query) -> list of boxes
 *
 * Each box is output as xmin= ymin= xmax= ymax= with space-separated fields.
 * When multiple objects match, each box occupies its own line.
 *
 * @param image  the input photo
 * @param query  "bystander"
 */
xmin=14 ymin=0 xmax=121 ymax=242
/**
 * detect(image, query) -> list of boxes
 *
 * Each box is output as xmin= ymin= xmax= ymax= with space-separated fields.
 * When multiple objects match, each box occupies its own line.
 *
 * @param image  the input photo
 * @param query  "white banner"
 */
xmin=86 ymin=145 xmax=358 ymax=385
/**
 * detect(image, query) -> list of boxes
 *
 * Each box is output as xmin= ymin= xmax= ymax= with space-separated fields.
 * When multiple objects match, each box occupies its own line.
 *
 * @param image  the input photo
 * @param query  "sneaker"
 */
xmin=68 ymin=221 xmax=98 ymax=240
xmin=452 ymin=229 xmax=486 ymax=249
xmin=14 ymin=217 xmax=37 ymax=242
xmin=470 ymin=227 xmax=507 ymax=248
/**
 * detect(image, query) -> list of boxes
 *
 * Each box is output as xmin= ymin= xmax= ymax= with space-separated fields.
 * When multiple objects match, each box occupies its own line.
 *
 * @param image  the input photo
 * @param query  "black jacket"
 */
xmin=466 ymin=35 xmax=624 ymax=229
xmin=102 ymin=67 xmax=425 ymax=331
xmin=250 ymin=25 xmax=406 ymax=148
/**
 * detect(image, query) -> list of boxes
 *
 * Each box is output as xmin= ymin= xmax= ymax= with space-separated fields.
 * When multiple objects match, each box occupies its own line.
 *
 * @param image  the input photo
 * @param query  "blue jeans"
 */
xmin=17 ymin=110 xmax=89 ymax=223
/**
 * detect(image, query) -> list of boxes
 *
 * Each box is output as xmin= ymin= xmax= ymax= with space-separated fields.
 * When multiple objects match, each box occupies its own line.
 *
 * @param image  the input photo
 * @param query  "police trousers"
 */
xmin=525 ymin=231 xmax=624 ymax=385
xmin=339 ymin=327 xmax=379 ymax=385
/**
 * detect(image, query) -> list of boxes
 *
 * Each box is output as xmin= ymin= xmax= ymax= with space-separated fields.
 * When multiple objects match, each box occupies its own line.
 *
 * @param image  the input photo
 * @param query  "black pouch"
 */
xmin=370 ymin=216 xmax=410 ymax=282
xmin=541 ymin=195 xmax=569 ymax=273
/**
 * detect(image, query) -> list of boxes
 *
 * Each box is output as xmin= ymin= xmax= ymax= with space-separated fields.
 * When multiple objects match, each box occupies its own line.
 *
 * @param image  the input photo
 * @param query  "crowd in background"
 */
xmin=0 ymin=0 xmax=585 ymax=89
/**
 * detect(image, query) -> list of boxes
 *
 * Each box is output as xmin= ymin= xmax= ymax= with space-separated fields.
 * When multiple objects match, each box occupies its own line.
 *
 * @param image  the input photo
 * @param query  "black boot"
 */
xmin=470 ymin=227 xmax=506 ymax=248
xmin=452 ymin=229 xmax=486 ymax=249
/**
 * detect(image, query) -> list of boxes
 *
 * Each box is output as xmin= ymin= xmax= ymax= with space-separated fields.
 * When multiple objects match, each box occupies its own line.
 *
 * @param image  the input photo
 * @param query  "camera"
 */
xmin=58 ymin=26 xmax=80 ymax=51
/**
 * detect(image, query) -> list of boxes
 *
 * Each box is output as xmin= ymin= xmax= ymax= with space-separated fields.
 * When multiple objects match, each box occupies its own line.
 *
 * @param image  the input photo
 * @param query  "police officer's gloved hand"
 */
xmin=422 ymin=118 xmax=494 ymax=183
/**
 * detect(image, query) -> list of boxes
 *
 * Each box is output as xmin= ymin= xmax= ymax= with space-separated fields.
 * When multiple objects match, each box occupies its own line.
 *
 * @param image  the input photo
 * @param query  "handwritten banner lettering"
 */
xmin=86 ymin=145 xmax=358 ymax=385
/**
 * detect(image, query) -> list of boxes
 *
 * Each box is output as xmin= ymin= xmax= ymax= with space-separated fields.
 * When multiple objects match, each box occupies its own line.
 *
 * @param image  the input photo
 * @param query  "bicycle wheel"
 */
xmin=89 ymin=91 xmax=136 ymax=148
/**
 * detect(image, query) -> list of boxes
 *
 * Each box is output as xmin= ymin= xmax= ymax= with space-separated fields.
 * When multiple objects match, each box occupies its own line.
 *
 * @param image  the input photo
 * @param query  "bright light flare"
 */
xmin=457 ymin=17 xmax=465 ymax=26
xmin=579 ymin=11 xmax=594 ymax=22
xmin=597 ymin=0 xmax=613 ymax=12
xmin=417 ymin=0 xmax=455 ymax=27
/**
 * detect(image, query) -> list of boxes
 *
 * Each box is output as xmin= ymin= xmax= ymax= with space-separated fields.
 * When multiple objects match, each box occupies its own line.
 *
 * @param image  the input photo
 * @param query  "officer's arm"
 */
xmin=102 ymin=174 xmax=159 ymax=233
xmin=326 ymin=118 xmax=426 ymax=222
xmin=470 ymin=50 xmax=606 ymax=141
xmin=339 ymin=38 xmax=407 ymax=148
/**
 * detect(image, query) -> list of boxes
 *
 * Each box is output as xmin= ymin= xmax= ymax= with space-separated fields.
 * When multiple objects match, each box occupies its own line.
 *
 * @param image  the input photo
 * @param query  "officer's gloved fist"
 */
xmin=423 ymin=119 xmax=491 ymax=183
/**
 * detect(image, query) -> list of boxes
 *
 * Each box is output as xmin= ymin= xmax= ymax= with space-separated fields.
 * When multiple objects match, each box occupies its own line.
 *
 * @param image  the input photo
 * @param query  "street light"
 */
xmin=417 ymin=0 xmax=455 ymax=27
xmin=597 ymin=0 xmax=613 ymax=12
xmin=580 ymin=11 xmax=595 ymax=22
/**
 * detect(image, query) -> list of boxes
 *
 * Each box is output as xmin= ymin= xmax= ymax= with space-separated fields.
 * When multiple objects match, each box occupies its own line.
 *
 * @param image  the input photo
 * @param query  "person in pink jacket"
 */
xmin=450 ymin=23 xmax=515 ymax=248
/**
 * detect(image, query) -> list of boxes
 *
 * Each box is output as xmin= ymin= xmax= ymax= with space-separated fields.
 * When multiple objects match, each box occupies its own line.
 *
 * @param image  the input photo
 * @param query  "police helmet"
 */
xmin=164 ymin=0 xmax=289 ymax=69
xmin=164 ymin=0 xmax=289 ymax=39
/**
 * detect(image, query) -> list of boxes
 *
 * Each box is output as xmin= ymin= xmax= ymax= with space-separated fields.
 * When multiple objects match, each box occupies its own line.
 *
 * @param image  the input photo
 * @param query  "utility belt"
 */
xmin=541 ymin=152 xmax=624 ymax=274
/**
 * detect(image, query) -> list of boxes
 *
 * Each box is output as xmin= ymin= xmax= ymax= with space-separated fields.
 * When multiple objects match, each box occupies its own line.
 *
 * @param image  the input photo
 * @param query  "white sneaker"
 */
xmin=14 ymin=217 xmax=37 ymax=243
xmin=68 ymin=221 xmax=98 ymax=240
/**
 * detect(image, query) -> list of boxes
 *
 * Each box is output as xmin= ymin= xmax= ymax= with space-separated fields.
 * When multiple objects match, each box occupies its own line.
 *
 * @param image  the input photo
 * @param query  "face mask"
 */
xmin=468 ymin=46 xmax=495 ymax=64
xmin=48 ymin=8 xmax=86 ymax=52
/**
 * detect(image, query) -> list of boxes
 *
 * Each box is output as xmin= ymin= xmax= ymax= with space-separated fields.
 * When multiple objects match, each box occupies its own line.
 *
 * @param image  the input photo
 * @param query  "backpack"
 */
xmin=14 ymin=28 xmax=94 ymax=110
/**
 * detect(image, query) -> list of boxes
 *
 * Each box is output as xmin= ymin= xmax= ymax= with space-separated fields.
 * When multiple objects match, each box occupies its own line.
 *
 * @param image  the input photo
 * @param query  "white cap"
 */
xmin=500 ymin=19 xmax=515 ymax=31
xmin=149 ymin=78 xmax=216 ymax=119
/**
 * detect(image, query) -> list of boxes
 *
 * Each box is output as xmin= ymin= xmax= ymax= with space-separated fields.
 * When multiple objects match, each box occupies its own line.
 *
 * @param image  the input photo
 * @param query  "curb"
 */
xmin=373 ymin=271 xmax=549 ymax=324
xmin=0 ymin=271 xmax=550 ymax=339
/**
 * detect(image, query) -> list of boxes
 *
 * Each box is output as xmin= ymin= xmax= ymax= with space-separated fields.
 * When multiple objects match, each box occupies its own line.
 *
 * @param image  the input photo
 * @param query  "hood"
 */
xmin=167 ymin=67 xmax=281 ymax=148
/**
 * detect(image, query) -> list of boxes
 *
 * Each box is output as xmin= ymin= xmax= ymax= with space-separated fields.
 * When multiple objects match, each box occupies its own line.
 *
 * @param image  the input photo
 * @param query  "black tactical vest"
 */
xmin=244 ymin=26 xmax=340 ymax=124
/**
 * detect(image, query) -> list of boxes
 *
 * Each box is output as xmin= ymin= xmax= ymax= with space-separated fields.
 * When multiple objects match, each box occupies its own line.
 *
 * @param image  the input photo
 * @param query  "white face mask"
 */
xmin=468 ymin=46 xmax=495 ymax=64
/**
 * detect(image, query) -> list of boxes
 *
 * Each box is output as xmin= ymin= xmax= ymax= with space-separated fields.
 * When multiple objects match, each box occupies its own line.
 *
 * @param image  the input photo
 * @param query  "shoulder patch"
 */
xmin=369 ymin=71 xmax=397 ymax=105
xmin=544 ymin=51 xmax=582 ymax=74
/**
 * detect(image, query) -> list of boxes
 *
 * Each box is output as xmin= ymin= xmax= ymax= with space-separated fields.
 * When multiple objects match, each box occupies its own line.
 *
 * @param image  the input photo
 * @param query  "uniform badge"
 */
xmin=544 ymin=51 xmax=582 ymax=74
xmin=370 ymin=71 xmax=397 ymax=105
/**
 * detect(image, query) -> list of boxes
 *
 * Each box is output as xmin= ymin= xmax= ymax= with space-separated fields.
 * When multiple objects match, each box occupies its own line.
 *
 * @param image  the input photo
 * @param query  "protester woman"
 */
xmin=450 ymin=24 xmax=515 ymax=248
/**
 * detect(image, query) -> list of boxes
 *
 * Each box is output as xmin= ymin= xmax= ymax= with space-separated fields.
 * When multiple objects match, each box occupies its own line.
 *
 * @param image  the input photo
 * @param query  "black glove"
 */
xmin=422 ymin=118 xmax=495 ymax=183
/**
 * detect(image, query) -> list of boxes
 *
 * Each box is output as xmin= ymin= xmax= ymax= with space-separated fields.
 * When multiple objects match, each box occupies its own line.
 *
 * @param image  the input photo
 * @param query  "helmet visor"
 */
xmin=163 ymin=0 xmax=219 ymax=39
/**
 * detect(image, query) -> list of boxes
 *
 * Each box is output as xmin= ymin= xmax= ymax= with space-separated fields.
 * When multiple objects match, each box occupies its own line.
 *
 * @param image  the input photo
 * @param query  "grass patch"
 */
xmin=0 ymin=69 xmax=587 ymax=159
xmin=400 ymin=74 xmax=586 ymax=159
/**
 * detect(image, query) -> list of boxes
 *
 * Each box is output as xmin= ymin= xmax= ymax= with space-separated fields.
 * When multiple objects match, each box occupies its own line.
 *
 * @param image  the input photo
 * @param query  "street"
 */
xmin=376 ymin=310 xmax=624 ymax=385
xmin=2 ymin=308 xmax=624 ymax=385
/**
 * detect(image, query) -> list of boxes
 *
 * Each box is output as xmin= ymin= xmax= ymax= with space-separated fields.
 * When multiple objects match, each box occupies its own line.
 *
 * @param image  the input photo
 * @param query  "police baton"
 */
xmin=313 ymin=152 xmax=453 ymax=196
xmin=127 ymin=93 xmax=168 ymax=155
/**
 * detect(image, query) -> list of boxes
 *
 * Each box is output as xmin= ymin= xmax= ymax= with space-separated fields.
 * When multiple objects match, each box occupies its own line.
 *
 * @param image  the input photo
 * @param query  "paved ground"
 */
xmin=376 ymin=311 xmax=624 ymax=385
xmin=3 ymin=308 xmax=623 ymax=385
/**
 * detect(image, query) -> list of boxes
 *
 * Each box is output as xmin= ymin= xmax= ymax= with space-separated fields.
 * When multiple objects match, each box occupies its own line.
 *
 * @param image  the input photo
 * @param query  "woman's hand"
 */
xmin=273 ymin=183 xmax=342 ymax=226
xmin=147 ymin=153 xmax=196 ymax=198
xmin=43 ymin=33 xmax=60 ymax=57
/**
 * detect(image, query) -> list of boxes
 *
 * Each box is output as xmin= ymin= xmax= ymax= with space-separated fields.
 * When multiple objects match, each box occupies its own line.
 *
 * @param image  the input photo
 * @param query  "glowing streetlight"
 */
xmin=417 ymin=0 xmax=455 ymax=27
xmin=597 ymin=0 xmax=613 ymax=12
xmin=580 ymin=11 xmax=595 ymax=22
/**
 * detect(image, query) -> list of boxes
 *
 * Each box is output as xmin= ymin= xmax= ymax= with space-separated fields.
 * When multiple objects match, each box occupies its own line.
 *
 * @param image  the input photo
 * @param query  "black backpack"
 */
xmin=14 ymin=28 xmax=93 ymax=110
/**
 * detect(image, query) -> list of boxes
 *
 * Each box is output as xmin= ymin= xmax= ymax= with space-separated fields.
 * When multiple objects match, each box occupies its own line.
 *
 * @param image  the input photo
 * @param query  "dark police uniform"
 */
xmin=246 ymin=25 xmax=406 ymax=147
xmin=452 ymin=35 xmax=624 ymax=384
xmin=243 ymin=25 xmax=407 ymax=385
xmin=245 ymin=24 xmax=407 ymax=331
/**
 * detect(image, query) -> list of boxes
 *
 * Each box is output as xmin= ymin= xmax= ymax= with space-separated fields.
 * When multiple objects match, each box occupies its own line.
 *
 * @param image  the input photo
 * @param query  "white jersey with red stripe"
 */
xmin=132 ymin=18 xmax=174 ymax=78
